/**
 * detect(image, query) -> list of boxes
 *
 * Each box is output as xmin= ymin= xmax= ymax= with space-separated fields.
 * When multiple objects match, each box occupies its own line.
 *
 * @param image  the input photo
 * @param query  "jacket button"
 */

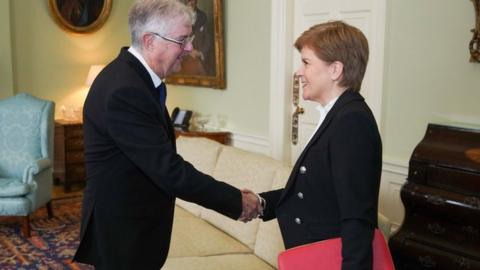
xmin=299 ymin=166 xmax=307 ymax=174
xmin=295 ymin=218 xmax=302 ymax=224
xmin=297 ymin=192 xmax=304 ymax=199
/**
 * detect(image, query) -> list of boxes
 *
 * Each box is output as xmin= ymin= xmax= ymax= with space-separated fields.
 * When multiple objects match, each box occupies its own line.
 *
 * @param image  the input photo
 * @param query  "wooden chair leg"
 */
xmin=46 ymin=201 xmax=54 ymax=219
xmin=21 ymin=215 xmax=31 ymax=238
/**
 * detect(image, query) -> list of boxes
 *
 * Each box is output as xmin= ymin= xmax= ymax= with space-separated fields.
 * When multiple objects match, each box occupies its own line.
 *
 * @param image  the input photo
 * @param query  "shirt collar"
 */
xmin=315 ymin=96 xmax=339 ymax=115
xmin=128 ymin=46 xmax=163 ymax=88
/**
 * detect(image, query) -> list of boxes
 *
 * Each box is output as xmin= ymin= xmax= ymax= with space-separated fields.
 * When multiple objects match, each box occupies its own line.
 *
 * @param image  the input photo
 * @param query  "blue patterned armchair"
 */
xmin=0 ymin=93 xmax=55 ymax=237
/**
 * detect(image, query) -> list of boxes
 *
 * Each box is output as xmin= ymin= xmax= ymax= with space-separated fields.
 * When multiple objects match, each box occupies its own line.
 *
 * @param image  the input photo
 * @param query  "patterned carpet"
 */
xmin=0 ymin=196 xmax=93 ymax=270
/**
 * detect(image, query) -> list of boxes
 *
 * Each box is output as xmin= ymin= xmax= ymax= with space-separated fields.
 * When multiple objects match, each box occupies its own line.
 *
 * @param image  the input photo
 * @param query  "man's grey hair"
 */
xmin=128 ymin=0 xmax=196 ymax=49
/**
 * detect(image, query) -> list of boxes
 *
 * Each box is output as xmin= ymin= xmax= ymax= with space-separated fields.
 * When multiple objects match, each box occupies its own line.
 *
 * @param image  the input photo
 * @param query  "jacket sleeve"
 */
xmin=329 ymin=110 xmax=382 ymax=270
xmin=105 ymin=86 xmax=242 ymax=220
xmin=259 ymin=188 xmax=284 ymax=221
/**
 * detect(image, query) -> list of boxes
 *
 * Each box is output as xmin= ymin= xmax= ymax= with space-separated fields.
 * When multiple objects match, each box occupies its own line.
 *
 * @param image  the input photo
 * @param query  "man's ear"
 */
xmin=330 ymin=61 xmax=344 ymax=82
xmin=142 ymin=33 xmax=156 ymax=52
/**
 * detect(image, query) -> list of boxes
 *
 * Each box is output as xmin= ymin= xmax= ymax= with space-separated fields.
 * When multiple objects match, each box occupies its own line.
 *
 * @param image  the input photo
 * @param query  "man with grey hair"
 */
xmin=73 ymin=0 xmax=261 ymax=269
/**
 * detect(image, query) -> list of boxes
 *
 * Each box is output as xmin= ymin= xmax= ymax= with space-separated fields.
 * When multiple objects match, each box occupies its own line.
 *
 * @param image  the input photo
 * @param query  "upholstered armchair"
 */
xmin=0 ymin=93 xmax=55 ymax=237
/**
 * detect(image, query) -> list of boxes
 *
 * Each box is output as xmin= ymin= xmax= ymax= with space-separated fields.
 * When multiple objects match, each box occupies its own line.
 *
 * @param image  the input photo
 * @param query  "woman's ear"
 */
xmin=329 ymin=61 xmax=344 ymax=82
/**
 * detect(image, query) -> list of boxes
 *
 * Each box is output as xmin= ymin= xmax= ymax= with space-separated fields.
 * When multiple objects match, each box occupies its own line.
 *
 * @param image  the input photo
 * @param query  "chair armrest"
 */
xmin=22 ymin=158 xmax=52 ymax=185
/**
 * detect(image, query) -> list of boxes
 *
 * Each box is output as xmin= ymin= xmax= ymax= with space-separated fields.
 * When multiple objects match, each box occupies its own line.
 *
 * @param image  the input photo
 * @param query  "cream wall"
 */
xmin=0 ymin=0 xmax=14 ymax=99
xmin=382 ymin=0 xmax=480 ymax=164
xmin=4 ymin=0 xmax=271 ymax=139
xmin=9 ymin=0 xmax=135 ymax=118
xmin=166 ymin=0 xmax=271 ymax=137
xmin=3 ymin=0 xmax=479 ymax=161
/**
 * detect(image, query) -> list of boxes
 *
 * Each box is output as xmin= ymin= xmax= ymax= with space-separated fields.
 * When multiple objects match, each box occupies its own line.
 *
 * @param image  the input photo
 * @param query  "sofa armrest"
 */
xmin=378 ymin=212 xmax=391 ymax=240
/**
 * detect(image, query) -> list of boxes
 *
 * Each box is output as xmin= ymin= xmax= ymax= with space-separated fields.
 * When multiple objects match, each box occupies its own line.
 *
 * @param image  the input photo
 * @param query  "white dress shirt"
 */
xmin=128 ymin=46 xmax=163 ymax=88
xmin=305 ymin=97 xmax=339 ymax=146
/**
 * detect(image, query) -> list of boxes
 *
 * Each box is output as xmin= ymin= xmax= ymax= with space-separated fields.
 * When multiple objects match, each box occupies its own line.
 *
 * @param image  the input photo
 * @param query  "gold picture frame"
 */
xmin=166 ymin=0 xmax=226 ymax=89
xmin=48 ymin=0 xmax=112 ymax=34
xmin=471 ymin=0 xmax=480 ymax=62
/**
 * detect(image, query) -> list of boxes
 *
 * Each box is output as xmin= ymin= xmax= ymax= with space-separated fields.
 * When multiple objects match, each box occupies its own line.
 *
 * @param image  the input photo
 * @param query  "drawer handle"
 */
xmin=73 ymin=141 xmax=83 ymax=146
xmin=427 ymin=223 xmax=445 ymax=235
xmin=425 ymin=194 xmax=445 ymax=206
xmin=461 ymin=225 xmax=480 ymax=236
xmin=464 ymin=197 xmax=480 ymax=209
xmin=418 ymin=255 xmax=436 ymax=268
xmin=455 ymin=257 xmax=471 ymax=269
xmin=70 ymin=130 xmax=83 ymax=137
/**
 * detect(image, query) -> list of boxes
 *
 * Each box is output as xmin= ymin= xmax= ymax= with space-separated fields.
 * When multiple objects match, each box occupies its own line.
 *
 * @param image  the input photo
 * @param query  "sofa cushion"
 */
xmin=176 ymin=137 xmax=223 ymax=216
xmin=254 ymin=165 xmax=291 ymax=268
xmin=163 ymin=254 xmax=275 ymax=270
xmin=0 ymin=196 xmax=30 ymax=215
xmin=168 ymin=206 xmax=250 ymax=258
xmin=201 ymin=146 xmax=282 ymax=249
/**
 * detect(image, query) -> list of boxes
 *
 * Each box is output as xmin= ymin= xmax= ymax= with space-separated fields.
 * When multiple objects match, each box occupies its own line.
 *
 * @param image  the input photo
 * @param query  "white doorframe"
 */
xmin=367 ymin=0 xmax=387 ymax=125
xmin=268 ymin=0 xmax=293 ymax=162
xmin=269 ymin=0 xmax=387 ymax=163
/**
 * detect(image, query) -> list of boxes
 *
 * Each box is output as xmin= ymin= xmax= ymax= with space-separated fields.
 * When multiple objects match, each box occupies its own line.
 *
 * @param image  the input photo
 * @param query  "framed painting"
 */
xmin=470 ymin=0 xmax=480 ymax=62
xmin=48 ymin=0 xmax=112 ymax=33
xmin=166 ymin=0 xmax=226 ymax=89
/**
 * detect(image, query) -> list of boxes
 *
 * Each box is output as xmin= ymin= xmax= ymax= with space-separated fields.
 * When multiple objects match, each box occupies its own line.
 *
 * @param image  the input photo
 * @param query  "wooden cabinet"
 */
xmin=52 ymin=123 xmax=230 ymax=192
xmin=174 ymin=129 xmax=231 ymax=145
xmin=53 ymin=120 xmax=85 ymax=192
xmin=389 ymin=124 xmax=480 ymax=270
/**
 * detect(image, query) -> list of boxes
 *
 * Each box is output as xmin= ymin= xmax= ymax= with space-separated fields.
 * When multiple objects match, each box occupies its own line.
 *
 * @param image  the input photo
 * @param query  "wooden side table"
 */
xmin=53 ymin=120 xmax=85 ymax=192
xmin=174 ymin=129 xmax=231 ymax=145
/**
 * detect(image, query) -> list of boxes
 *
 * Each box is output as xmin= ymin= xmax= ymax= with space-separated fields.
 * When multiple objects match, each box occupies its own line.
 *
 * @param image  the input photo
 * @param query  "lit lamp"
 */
xmin=85 ymin=64 xmax=105 ymax=86
xmin=62 ymin=64 xmax=105 ymax=122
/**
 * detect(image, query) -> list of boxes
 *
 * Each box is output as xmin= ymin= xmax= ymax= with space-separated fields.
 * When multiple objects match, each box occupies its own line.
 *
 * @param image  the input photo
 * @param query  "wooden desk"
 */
xmin=389 ymin=124 xmax=480 ymax=269
xmin=174 ymin=129 xmax=231 ymax=145
xmin=53 ymin=120 xmax=85 ymax=192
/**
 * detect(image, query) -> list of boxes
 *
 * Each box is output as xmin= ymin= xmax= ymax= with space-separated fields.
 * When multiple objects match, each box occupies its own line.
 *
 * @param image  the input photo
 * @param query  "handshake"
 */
xmin=239 ymin=189 xmax=265 ymax=223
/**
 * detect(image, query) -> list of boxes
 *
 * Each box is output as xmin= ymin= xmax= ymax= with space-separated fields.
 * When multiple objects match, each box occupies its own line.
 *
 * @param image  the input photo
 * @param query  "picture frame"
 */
xmin=48 ymin=0 xmax=113 ymax=34
xmin=470 ymin=0 xmax=480 ymax=62
xmin=166 ymin=0 xmax=226 ymax=89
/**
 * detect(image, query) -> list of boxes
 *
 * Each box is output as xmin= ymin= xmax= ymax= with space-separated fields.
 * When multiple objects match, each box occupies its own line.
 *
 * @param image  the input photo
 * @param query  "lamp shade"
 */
xmin=85 ymin=64 xmax=105 ymax=86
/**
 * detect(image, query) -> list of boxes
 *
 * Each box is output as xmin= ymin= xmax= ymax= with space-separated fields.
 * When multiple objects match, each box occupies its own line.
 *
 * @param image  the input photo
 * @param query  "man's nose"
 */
xmin=183 ymin=42 xmax=193 ymax=52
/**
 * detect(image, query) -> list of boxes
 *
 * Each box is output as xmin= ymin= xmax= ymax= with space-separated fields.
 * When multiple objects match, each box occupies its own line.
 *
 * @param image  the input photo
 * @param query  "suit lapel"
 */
xmin=277 ymin=90 xmax=364 ymax=205
xmin=119 ymin=48 xmax=175 ymax=142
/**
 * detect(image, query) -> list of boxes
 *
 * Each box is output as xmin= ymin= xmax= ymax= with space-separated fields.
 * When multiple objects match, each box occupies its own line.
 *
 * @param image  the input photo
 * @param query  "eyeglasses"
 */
xmin=151 ymin=32 xmax=195 ymax=49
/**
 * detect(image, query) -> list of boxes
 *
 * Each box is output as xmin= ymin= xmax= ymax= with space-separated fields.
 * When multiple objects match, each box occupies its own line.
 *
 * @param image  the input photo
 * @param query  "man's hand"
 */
xmin=238 ymin=189 xmax=262 ymax=222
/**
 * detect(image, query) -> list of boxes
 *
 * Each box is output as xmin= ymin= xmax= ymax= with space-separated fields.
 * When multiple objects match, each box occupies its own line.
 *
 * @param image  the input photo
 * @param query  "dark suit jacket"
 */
xmin=260 ymin=90 xmax=382 ymax=270
xmin=73 ymin=48 xmax=242 ymax=270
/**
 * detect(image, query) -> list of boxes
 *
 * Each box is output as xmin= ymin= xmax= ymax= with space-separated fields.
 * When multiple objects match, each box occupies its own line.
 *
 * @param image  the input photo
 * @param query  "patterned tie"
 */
xmin=157 ymin=83 xmax=167 ymax=105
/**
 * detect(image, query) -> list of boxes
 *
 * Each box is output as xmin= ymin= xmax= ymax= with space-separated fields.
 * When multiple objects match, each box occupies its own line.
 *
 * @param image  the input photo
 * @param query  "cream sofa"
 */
xmin=163 ymin=136 xmax=391 ymax=270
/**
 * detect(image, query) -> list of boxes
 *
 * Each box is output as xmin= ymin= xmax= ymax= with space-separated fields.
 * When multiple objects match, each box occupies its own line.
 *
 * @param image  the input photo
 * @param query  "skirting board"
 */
xmin=231 ymin=132 xmax=270 ymax=156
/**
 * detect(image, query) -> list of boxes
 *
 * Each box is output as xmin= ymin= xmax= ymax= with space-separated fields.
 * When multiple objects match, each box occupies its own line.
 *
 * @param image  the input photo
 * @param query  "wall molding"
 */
xmin=383 ymin=159 xmax=409 ymax=176
xmin=379 ymin=158 xmax=408 ymax=231
xmin=231 ymin=132 xmax=270 ymax=156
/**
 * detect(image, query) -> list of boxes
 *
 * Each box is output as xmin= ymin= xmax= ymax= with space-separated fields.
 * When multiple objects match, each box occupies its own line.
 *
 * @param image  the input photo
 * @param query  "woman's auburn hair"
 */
xmin=294 ymin=21 xmax=369 ymax=92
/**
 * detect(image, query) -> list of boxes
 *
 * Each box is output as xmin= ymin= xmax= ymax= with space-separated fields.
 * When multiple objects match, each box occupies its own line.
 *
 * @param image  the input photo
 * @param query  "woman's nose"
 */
xmin=296 ymin=66 xmax=304 ymax=76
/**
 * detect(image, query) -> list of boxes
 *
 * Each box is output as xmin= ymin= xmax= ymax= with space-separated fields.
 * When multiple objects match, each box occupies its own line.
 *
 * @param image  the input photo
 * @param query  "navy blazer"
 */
xmin=261 ymin=90 xmax=382 ymax=270
xmin=74 ymin=48 xmax=242 ymax=269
